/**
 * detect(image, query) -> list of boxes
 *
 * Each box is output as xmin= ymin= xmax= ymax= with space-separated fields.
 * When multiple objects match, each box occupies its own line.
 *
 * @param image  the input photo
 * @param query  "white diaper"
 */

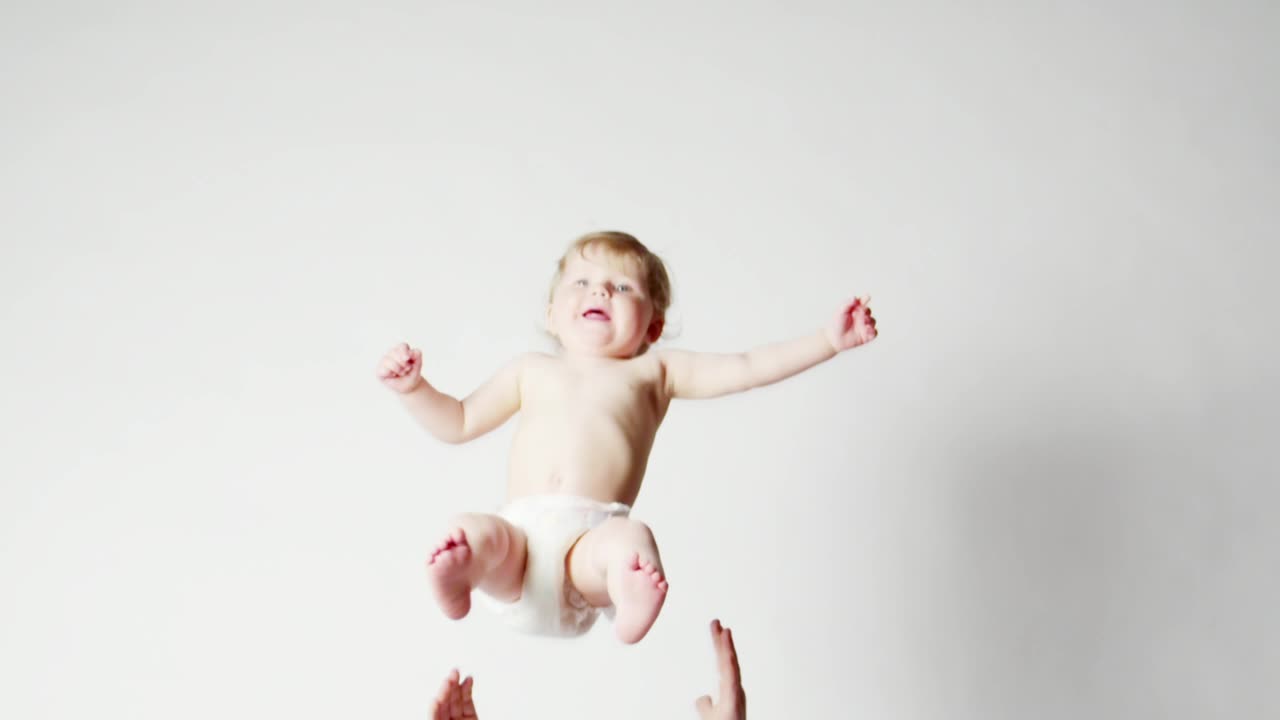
xmin=478 ymin=494 xmax=630 ymax=637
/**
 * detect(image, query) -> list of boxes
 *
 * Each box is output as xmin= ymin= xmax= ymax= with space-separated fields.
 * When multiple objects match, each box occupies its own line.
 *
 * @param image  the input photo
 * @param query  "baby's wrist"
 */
xmin=821 ymin=328 xmax=841 ymax=354
xmin=401 ymin=374 xmax=425 ymax=394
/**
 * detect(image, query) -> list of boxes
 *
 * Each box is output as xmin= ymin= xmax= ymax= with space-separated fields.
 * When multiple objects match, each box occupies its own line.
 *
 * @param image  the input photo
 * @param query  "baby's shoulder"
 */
xmin=518 ymin=351 xmax=557 ymax=367
xmin=625 ymin=350 xmax=666 ymax=382
xmin=513 ymin=351 xmax=561 ymax=377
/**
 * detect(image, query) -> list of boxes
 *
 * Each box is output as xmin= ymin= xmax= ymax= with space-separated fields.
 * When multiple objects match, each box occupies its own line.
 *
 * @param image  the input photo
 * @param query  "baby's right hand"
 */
xmin=377 ymin=342 xmax=424 ymax=393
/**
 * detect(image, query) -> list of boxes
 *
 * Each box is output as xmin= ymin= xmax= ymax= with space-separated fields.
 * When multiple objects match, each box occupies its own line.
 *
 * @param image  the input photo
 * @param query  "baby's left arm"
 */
xmin=661 ymin=296 xmax=877 ymax=399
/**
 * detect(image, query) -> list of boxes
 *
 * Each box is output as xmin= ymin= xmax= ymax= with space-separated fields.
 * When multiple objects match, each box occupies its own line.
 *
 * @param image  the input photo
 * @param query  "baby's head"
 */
xmin=546 ymin=231 xmax=672 ymax=359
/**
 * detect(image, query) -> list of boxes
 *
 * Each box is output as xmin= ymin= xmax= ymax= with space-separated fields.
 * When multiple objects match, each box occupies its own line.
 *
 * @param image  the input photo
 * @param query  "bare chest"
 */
xmin=522 ymin=357 xmax=667 ymax=424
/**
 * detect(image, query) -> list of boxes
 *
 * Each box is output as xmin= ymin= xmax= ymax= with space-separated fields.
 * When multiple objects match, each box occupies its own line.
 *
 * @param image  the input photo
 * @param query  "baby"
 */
xmin=377 ymin=231 xmax=877 ymax=644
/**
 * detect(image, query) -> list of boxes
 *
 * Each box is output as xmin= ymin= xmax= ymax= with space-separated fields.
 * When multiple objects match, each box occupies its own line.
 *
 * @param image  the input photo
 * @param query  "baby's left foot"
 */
xmin=611 ymin=554 xmax=668 ymax=644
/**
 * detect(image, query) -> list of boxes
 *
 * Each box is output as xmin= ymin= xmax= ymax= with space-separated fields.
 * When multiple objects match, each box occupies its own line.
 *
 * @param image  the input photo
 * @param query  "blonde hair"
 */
xmin=549 ymin=231 xmax=672 ymax=320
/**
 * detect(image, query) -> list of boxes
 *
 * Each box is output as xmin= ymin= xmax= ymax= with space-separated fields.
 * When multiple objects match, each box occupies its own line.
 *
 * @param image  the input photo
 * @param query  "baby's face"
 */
xmin=547 ymin=248 xmax=661 ymax=358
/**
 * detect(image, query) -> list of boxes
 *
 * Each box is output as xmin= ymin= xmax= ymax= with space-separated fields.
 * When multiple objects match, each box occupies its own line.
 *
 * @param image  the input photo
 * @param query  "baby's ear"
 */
xmin=544 ymin=304 xmax=556 ymax=337
xmin=646 ymin=316 xmax=665 ymax=343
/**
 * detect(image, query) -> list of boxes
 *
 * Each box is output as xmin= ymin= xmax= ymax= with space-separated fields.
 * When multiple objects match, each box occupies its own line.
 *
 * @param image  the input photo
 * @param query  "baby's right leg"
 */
xmin=426 ymin=513 xmax=527 ymax=620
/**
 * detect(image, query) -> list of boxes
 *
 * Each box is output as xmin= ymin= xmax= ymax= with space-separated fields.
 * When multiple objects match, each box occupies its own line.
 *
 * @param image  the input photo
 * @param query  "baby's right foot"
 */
xmin=427 ymin=529 xmax=474 ymax=620
xmin=611 ymin=554 xmax=668 ymax=644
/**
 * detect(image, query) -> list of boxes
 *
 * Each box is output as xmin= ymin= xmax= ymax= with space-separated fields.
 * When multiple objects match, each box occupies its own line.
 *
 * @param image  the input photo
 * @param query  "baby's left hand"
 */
xmin=825 ymin=296 xmax=878 ymax=351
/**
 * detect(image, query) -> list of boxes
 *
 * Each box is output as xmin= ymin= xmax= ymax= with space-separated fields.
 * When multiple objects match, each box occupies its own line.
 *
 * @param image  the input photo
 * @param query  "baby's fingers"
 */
xmin=394 ymin=347 xmax=421 ymax=373
xmin=378 ymin=357 xmax=405 ymax=378
xmin=377 ymin=344 xmax=412 ymax=373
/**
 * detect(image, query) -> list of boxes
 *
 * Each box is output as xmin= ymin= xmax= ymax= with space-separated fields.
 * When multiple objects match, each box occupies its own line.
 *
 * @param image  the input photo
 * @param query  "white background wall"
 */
xmin=2 ymin=2 xmax=1276 ymax=718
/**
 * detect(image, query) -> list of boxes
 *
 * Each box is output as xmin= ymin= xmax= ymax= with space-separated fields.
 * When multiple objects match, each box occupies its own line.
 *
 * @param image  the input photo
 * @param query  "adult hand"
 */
xmin=694 ymin=619 xmax=746 ymax=719
xmin=429 ymin=668 xmax=477 ymax=720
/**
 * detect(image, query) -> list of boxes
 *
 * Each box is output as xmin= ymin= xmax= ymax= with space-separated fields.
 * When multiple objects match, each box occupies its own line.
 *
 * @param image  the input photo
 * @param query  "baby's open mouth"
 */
xmin=582 ymin=308 xmax=610 ymax=321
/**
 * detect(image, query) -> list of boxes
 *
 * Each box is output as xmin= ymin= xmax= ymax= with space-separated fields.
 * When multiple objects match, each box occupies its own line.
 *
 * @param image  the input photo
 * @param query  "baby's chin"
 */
xmin=558 ymin=326 xmax=647 ymax=358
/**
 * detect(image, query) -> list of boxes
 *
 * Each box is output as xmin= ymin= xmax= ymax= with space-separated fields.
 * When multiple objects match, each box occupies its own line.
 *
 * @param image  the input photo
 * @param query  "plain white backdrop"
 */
xmin=2 ymin=1 xmax=1277 ymax=718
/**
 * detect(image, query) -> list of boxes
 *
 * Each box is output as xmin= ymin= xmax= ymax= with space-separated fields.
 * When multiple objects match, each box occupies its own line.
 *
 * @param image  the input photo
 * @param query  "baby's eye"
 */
xmin=573 ymin=278 xmax=588 ymax=287
xmin=615 ymin=283 xmax=632 ymax=293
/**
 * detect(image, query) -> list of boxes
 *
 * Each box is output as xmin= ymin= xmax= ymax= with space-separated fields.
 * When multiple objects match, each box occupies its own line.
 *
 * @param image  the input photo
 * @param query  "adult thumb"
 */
xmin=695 ymin=695 xmax=713 ymax=717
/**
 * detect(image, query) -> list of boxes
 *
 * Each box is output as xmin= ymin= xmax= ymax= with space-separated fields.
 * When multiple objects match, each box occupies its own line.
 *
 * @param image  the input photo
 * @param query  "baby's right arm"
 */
xmin=376 ymin=343 xmax=524 ymax=444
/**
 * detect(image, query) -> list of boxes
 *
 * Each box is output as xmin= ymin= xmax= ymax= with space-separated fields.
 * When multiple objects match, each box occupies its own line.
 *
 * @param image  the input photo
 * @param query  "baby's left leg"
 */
xmin=565 ymin=518 xmax=668 ymax=644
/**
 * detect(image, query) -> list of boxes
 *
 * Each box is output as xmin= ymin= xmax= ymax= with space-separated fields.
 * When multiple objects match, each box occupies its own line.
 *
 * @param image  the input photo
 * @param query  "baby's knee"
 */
xmin=447 ymin=513 xmax=510 ymax=554
xmin=447 ymin=511 xmax=487 ymax=532
xmin=605 ymin=517 xmax=657 ymax=548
